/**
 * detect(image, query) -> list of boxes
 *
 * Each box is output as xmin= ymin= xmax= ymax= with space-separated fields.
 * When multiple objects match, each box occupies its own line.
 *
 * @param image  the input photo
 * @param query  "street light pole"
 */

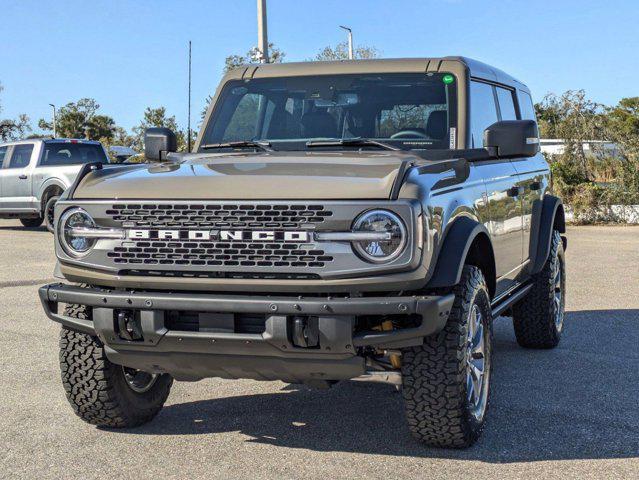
xmin=187 ymin=40 xmax=192 ymax=153
xmin=339 ymin=25 xmax=353 ymax=60
xmin=257 ymin=0 xmax=269 ymax=63
xmin=49 ymin=104 xmax=57 ymax=138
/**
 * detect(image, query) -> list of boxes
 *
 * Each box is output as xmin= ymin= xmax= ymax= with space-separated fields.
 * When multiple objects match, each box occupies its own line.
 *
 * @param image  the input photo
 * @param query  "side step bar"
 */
xmin=491 ymin=282 xmax=533 ymax=318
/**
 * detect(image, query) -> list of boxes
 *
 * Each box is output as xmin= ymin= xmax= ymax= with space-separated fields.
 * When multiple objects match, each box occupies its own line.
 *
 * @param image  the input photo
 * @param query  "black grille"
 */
xmin=108 ymin=239 xmax=334 ymax=268
xmin=107 ymin=203 xmax=332 ymax=229
xmin=121 ymin=270 xmax=321 ymax=280
xmin=165 ymin=311 xmax=267 ymax=334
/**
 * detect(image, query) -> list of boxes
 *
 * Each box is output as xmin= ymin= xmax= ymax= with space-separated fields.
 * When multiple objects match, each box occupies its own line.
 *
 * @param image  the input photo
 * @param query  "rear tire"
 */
xmin=401 ymin=265 xmax=493 ymax=448
xmin=20 ymin=217 xmax=43 ymax=228
xmin=44 ymin=195 xmax=60 ymax=233
xmin=59 ymin=303 xmax=172 ymax=428
xmin=512 ymin=230 xmax=565 ymax=349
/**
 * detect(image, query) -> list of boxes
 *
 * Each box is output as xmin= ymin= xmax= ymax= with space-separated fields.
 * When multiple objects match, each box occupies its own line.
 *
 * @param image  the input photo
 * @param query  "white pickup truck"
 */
xmin=0 ymin=138 xmax=109 ymax=231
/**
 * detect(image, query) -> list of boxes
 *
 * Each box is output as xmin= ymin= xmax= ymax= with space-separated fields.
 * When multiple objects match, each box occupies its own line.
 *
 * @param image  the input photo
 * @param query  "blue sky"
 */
xmin=1 ymin=0 xmax=637 ymax=133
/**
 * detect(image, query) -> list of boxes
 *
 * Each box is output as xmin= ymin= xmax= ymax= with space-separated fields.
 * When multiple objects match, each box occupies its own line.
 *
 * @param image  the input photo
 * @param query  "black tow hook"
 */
xmin=116 ymin=310 xmax=143 ymax=341
xmin=291 ymin=316 xmax=320 ymax=348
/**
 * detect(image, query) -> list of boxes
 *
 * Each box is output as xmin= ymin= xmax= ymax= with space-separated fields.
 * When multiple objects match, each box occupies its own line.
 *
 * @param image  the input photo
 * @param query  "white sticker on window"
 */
xmin=449 ymin=127 xmax=457 ymax=149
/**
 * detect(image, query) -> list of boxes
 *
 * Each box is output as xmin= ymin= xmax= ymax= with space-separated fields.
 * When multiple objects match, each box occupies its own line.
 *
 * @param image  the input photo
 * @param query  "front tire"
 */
xmin=512 ymin=230 xmax=565 ymax=349
xmin=401 ymin=265 xmax=493 ymax=448
xmin=20 ymin=216 xmax=43 ymax=228
xmin=44 ymin=195 xmax=60 ymax=233
xmin=59 ymin=304 xmax=172 ymax=428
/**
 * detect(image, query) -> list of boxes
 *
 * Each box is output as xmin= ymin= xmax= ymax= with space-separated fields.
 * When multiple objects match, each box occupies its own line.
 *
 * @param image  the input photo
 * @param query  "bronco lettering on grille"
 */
xmin=127 ymin=229 xmax=310 ymax=242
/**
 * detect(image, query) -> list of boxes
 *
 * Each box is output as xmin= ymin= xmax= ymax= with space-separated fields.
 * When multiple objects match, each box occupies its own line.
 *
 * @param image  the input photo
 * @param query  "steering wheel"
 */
xmin=390 ymin=129 xmax=429 ymax=139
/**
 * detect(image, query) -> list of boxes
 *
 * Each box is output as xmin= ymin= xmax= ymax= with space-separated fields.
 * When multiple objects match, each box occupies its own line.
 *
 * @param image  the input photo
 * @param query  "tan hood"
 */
xmin=74 ymin=151 xmax=416 ymax=200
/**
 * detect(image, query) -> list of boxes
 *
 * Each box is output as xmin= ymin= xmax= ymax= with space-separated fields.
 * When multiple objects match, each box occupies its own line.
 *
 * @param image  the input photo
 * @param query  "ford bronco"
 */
xmin=39 ymin=57 xmax=566 ymax=448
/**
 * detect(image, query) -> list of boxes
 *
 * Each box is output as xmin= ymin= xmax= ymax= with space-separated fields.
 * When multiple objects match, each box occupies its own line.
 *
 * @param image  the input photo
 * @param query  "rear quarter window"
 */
xmin=496 ymin=87 xmax=518 ymax=120
xmin=518 ymin=91 xmax=537 ymax=121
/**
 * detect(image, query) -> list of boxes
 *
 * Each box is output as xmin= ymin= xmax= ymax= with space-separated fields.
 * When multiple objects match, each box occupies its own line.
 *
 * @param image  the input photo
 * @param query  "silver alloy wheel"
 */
xmin=466 ymin=304 xmax=489 ymax=421
xmin=122 ymin=367 xmax=158 ymax=393
xmin=554 ymin=257 xmax=565 ymax=332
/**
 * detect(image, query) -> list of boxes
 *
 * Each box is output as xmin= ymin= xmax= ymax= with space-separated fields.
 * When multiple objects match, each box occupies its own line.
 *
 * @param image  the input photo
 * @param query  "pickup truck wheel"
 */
xmin=44 ymin=195 xmax=60 ymax=233
xmin=59 ymin=304 xmax=172 ymax=428
xmin=401 ymin=265 xmax=493 ymax=448
xmin=513 ymin=230 xmax=565 ymax=348
xmin=20 ymin=217 xmax=43 ymax=228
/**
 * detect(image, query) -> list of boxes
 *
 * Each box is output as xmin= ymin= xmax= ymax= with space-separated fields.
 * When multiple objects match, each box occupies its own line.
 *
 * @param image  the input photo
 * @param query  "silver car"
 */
xmin=0 ymin=138 xmax=109 ymax=231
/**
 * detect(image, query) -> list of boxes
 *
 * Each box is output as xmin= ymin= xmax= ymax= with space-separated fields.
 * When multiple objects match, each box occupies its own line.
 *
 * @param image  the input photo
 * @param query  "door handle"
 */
xmin=507 ymin=186 xmax=524 ymax=197
xmin=18 ymin=174 xmax=28 ymax=180
xmin=530 ymin=181 xmax=541 ymax=191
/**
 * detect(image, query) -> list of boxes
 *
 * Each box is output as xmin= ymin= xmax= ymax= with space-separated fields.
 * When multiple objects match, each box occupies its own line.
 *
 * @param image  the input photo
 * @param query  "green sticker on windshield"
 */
xmin=442 ymin=74 xmax=455 ymax=84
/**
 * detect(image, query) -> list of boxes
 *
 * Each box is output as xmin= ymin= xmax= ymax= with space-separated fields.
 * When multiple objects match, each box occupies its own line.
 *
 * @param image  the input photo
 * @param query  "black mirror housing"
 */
xmin=144 ymin=127 xmax=177 ymax=161
xmin=483 ymin=120 xmax=539 ymax=158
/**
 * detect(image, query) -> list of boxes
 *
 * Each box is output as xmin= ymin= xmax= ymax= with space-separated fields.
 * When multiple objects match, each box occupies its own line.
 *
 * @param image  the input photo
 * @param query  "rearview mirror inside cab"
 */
xmin=144 ymin=127 xmax=177 ymax=161
xmin=483 ymin=120 xmax=539 ymax=158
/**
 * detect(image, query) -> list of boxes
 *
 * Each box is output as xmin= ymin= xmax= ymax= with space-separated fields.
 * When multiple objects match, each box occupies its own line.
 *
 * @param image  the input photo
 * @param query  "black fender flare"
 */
xmin=426 ymin=216 xmax=496 ymax=297
xmin=530 ymin=195 xmax=566 ymax=274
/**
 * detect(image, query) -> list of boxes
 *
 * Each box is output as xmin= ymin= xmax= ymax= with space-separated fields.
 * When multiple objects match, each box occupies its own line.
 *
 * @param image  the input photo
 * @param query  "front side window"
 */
xmin=0 ymin=146 xmax=7 ymax=167
xmin=470 ymin=81 xmax=498 ymax=148
xmin=40 ymin=143 xmax=108 ymax=166
xmin=202 ymin=73 xmax=457 ymax=151
xmin=7 ymin=144 xmax=34 ymax=169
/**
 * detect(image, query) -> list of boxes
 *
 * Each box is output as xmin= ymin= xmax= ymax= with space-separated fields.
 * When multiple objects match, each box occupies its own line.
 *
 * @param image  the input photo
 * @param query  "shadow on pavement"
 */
xmin=120 ymin=309 xmax=639 ymax=463
xmin=0 ymin=224 xmax=47 ymax=232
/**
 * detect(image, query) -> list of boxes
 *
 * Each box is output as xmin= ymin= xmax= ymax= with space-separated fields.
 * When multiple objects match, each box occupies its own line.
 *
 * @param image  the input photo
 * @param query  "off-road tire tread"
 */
xmin=512 ymin=230 xmax=563 ymax=349
xmin=59 ymin=304 xmax=172 ymax=428
xmin=44 ymin=195 xmax=60 ymax=233
xmin=402 ymin=265 xmax=492 ymax=448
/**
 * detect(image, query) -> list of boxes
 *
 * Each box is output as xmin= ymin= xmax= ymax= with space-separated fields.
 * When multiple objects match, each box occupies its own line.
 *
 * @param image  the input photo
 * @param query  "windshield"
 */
xmin=41 ymin=142 xmax=108 ymax=166
xmin=200 ymin=73 xmax=457 ymax=151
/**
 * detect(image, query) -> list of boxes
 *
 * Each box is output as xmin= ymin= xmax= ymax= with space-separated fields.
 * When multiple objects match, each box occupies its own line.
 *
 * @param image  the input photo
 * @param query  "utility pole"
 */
xmin=339 ymin=25 xmax=353 ymax=59
xmin=49 ymin=104 xmax=57 ymax=138
xmin=257 ymin=0 xmax=269 ymax=63
xmin=187 ymin=40 xmax=192 ymax=153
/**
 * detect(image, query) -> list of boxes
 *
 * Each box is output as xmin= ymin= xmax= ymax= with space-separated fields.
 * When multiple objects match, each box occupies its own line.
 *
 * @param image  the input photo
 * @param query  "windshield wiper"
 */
xmin=200 ymin=140 xmax=273 ymax=152
xmin=306 ymin=137 xmax=399 ymax=151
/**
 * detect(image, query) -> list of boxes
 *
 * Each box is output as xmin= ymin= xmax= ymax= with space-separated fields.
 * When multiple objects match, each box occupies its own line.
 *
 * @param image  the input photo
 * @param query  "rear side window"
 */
xmin=41 ymin=143 xmax=108 ymax=166
xmin=7 ymin=144 xmax=34 ymax=169
xmin=519 ymin=91 xmax=537 ymax=121
xmin=496 ymin=87 xmax=517 ymax=120
xmin=0 ymin=146 xmax=7 ymax=167
xmin=470 ymin=81 xmax=498 ymax=148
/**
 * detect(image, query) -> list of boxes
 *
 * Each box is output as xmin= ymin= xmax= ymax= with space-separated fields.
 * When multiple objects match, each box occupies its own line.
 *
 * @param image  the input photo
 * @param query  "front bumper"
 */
xmin=39 ymin=283 xmax=453 ymax=382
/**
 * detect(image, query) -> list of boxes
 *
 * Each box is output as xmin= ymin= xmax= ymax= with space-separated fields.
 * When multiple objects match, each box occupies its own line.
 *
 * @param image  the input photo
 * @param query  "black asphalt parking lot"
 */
xmin=0 ymin=221 xmax=637 ymax=479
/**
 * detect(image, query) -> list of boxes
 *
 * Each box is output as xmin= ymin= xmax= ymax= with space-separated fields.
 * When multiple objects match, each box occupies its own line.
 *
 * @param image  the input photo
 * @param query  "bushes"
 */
xmin=537 ymin=92 xmax=639 ymax=223
xmin=550 ymin=155 xmax=639 ymax=224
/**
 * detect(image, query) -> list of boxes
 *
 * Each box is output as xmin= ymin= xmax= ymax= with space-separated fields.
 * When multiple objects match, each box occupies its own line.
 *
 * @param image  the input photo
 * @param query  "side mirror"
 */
xmin=483 ymin=120 xmax=539 ymax=158
xmin=144 ymin=127 xmax=177 ymax=161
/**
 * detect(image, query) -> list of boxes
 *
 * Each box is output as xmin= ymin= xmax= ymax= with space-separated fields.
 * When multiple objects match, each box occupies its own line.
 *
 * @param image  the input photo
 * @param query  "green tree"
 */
xmin=606 ymin=97 xmax=639 ymax=154
xmin=535 ymin=90 xmax=607 ymax=182
xmin=38 ymin=98 xmax=116 ymax=141
xmin=224 ymin=43 xmax=286 ymax=73
xmin=0 ymin=82 xmax=32 ymax=141
xmin=312 ymin=41 xmax=380 ymax=61
xmin=132 ymin=106 xmax=194 ymax=152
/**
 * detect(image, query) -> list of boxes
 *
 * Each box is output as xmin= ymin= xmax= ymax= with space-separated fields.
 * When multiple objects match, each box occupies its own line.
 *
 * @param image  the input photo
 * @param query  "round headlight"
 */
xmin=352 ymin=209 xmax=407 ymax=263
xmin=59 ymin=208 xmax=97 ymax=257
